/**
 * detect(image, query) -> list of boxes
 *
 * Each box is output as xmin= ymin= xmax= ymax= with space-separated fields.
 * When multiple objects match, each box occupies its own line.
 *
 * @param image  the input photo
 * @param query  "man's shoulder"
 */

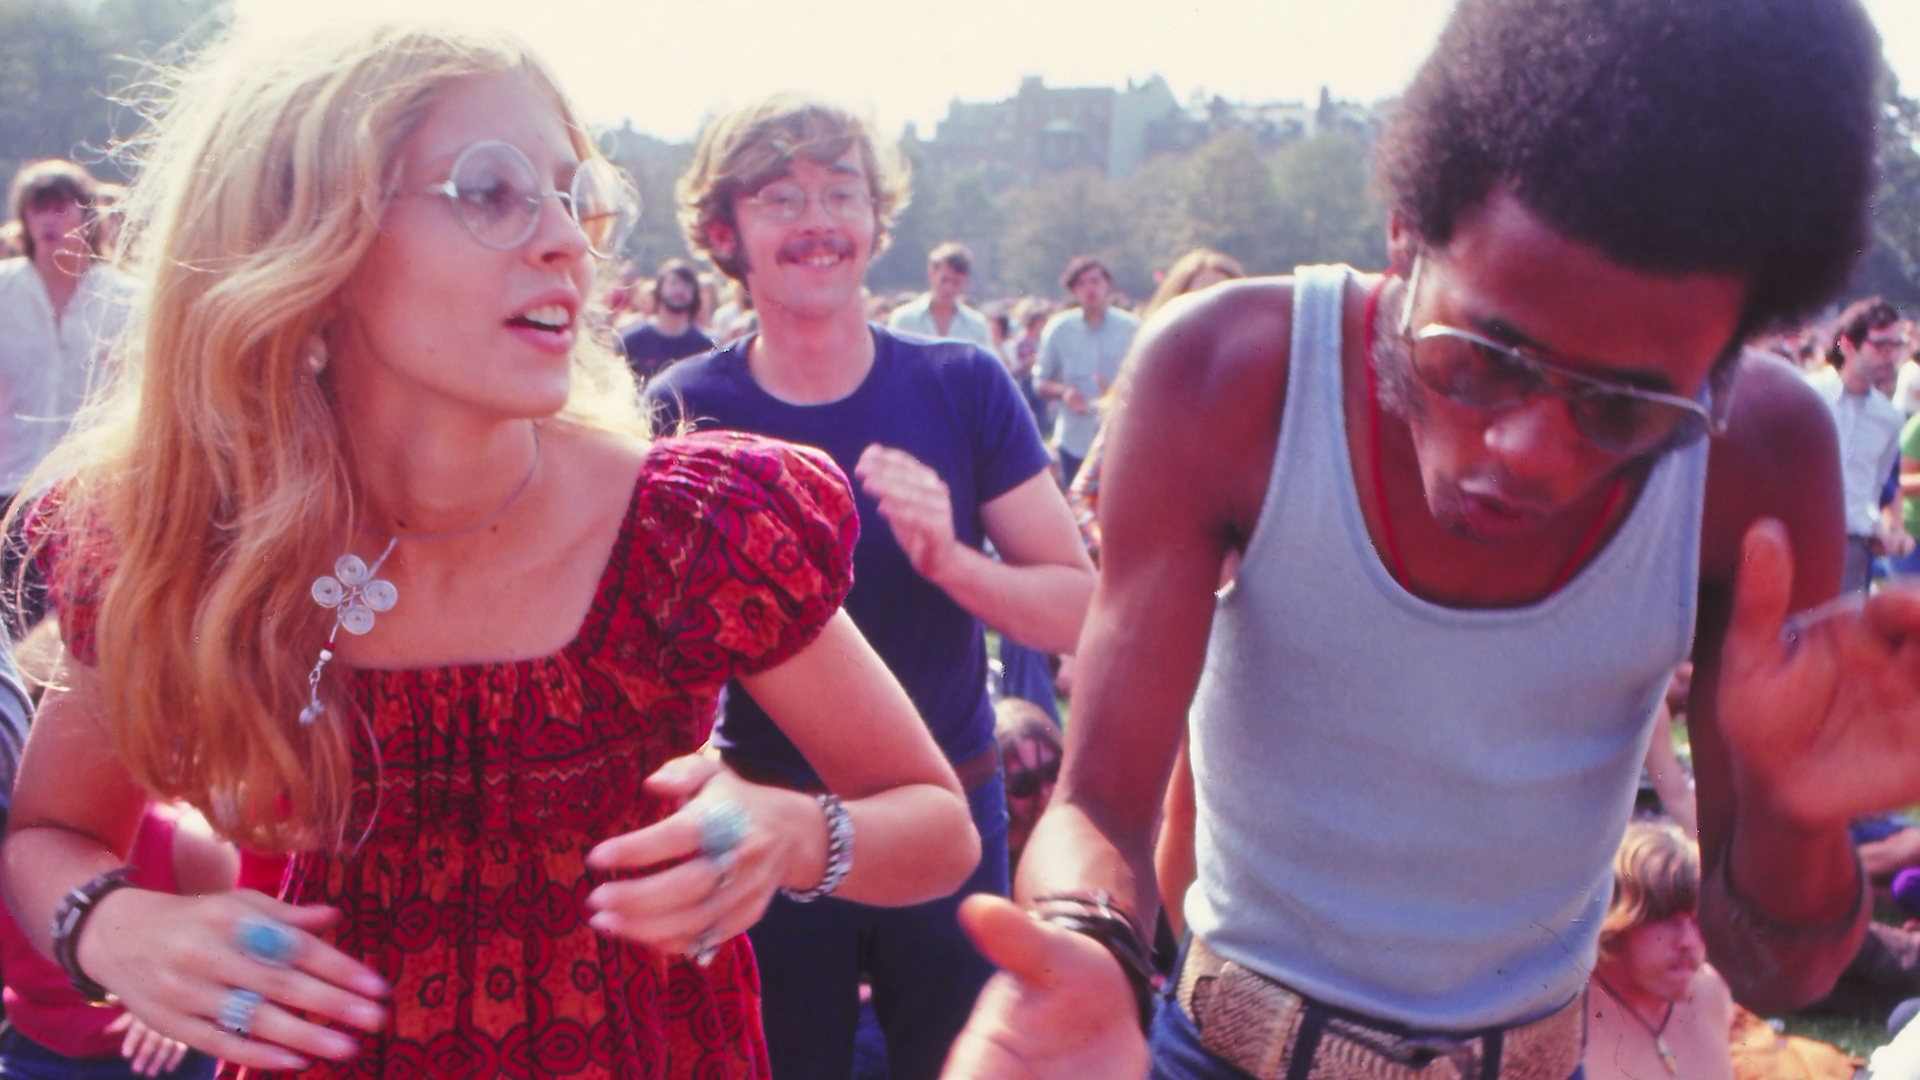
xmin=1867 ymin=389 xmax=1905 ymax=432
xmin=1040 ymin=308 xmax=1080 ymax=335
xmin=877 ymin=322 xmax=1001 ymax=375
xmin=642 ymin=341 xmax=736 ymax=401
xmin=884 ymin=294 xmax=932 ymax=325
xmin=0 ymin=258 xmax=32 ymax=297
xmin=1700 ymin=350 xmax=1845 ymax=580
xmin=1124 ymin=276 xmax=1296 ymax=441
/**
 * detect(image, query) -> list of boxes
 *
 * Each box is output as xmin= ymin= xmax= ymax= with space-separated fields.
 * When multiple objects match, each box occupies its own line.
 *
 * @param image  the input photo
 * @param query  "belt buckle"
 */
xmin=1397 ymin=1032 xmax=1483 ymax=1077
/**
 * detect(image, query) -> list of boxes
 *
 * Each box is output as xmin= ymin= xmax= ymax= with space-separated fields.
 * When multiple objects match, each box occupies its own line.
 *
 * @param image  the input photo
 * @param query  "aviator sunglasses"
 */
xmin=1397 ymin=255 xmax=1730 ymax=457
xmin=405 ymin=140 xmax=639 ymax=259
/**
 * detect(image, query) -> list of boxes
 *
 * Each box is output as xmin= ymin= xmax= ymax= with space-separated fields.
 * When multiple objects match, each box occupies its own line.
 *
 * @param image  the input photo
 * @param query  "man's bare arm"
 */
xmin=1691 ymin=353 xmax=1869 ymax=1012
xmin=944 ymin=279 xmax=1294 ymax=1080
xmin=1015 ymin=280 xmax=1292 ymax=916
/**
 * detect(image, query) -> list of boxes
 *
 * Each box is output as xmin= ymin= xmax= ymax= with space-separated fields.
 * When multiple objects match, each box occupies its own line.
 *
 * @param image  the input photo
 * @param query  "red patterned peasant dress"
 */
xmin=51 ymin=432 xmax=859 ymax=1080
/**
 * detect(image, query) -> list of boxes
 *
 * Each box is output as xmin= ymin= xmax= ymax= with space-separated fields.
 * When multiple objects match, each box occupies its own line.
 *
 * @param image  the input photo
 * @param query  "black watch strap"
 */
xmin=50 ymin=866 xmax=134 ymax=1006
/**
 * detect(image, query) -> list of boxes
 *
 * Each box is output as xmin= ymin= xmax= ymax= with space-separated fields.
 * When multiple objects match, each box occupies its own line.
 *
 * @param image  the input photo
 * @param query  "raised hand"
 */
xmin=584 ymin=755 xmax=817 ymax=962
xmin=77 ymin=889 xmax=389 ymax=1073
xmin=1716 ymin=517 xmax=1920 ymax=827
xmin=856 ymin=444 xmax=959 ymax=582
xmin=942 ymin=895 xmax=1150 ymax=1080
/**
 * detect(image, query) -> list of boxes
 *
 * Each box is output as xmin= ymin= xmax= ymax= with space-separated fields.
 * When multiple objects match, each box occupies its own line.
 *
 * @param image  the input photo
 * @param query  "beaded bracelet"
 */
xmin=50 ymin=867 xmax=134 ymax=1006
xmin=1030 ymin=891 xmax=1157 ymax=1033
xmin=781 ymin=794 xmax=854 ymax=902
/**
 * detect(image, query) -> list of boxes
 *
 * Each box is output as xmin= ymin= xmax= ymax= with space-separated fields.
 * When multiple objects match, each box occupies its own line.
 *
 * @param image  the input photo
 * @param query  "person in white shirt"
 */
xmin=886 ymin=241 xmax=996 ymax=351
xmin=1033 ymin=255 xmax=1139 ymax=484
xmin=0 ymin=160 xmax=136 ymax=630
xmin=1804 ymin=296 xmax=1911 ymax=592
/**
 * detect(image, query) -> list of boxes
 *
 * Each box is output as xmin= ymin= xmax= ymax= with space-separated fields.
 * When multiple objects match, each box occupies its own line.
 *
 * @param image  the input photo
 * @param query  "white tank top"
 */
xmin=1185 ymin=264 xmax=1707 ymax=1030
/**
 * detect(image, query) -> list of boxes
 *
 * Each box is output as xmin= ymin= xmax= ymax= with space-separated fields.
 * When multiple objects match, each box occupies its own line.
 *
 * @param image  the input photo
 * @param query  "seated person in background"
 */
xmin=1586 ymin=821 xmax=1734 ymax=1080
xmin=994 ymin=698 xmax=1061 ymax=876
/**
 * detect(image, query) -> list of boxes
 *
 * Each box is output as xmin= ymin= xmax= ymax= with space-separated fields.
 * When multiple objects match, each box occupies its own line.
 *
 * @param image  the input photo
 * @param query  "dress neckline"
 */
xmin=351 ymin=447 xmax=651 ymax=679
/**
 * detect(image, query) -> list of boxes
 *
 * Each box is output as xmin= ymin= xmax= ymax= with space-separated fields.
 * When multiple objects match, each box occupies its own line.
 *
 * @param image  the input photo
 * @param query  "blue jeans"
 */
xmin=0 ymin=1027 xmax=215 ymax=1080
xmin=1147 ymin=970 xmax=1586 ymax=1080
xmin=749 ymin=772 xmax=1010 ymax=1080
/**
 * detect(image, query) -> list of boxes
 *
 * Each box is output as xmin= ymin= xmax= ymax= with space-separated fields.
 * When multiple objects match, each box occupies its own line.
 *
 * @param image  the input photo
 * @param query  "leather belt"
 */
xmin=1174 ymin=938 xmax=1586 ymax=1080
xmin=725 ymin=743 xmax=1001 ymax=795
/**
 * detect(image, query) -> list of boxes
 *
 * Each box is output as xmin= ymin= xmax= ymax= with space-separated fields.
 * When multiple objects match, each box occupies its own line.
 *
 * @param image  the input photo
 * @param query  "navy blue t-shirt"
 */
xmin=645 ymin=325 xmax=1051 ymax=784
xmin=620 ymin=322 xmax=715 ymax=382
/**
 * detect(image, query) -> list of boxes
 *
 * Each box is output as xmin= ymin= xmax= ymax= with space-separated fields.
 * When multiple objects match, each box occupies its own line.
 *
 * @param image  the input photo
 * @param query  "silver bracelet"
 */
xmin=781 ymin=794 xmax=853 ymax=903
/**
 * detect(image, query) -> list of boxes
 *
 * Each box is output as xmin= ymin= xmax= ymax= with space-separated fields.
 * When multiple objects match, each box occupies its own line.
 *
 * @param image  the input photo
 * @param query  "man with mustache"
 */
xmin=936 ymin=0 xmax=1920 ymax=1078
xmin=645 ymin=95 xmax=1094 ymax=1080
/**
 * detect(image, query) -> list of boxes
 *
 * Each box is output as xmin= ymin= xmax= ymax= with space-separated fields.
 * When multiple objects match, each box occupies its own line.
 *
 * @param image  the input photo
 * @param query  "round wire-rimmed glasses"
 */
xmin=407 ymin=140 xmax=639 ymax=259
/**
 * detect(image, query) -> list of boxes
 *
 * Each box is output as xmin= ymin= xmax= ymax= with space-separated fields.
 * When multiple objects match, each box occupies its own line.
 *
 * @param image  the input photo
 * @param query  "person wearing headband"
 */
xmin=0 ymin=21 xmax=977 ymax=1078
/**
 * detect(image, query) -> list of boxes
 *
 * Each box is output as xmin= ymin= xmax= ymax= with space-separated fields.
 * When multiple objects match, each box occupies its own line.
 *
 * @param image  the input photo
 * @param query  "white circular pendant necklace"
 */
xmin=299 ymin=427 xmax=542 ymax=725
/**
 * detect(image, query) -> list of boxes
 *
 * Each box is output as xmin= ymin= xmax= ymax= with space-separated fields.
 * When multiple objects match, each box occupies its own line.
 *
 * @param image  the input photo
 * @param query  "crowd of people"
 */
xmin=0 ymin=1 xmax=1918 ymax=1079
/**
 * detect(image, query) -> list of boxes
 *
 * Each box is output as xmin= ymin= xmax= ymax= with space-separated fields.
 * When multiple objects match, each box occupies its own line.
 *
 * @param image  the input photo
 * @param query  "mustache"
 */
xmin=776 ymin=234 xmax=857 ymax=263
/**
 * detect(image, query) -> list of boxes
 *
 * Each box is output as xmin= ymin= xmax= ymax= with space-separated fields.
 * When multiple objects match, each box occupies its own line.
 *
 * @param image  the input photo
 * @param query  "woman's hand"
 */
xmin=106 ymin=1011 xmax=189 ymax=1078
xmin=584 ymin=755 xmax=823 ymax=961
xmin=76 ymin=887 xmax=390 ymax=1072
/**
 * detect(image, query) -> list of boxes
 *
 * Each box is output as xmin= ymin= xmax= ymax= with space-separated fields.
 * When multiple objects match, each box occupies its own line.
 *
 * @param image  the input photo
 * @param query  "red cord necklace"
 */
xmin=1361 ymin=279 xmax=1625 ymax=595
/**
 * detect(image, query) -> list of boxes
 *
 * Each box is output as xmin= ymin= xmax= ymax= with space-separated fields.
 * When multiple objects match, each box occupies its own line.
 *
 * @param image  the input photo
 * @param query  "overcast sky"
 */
xmin=231 ymin=0 xmax=1920 ymax=144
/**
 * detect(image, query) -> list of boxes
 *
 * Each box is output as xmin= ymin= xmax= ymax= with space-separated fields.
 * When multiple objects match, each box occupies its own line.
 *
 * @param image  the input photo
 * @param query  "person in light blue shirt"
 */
xmin=1033 ymin=255 xmax=1138 ymax=483
xmin=886 ymin=241 xmax=996 ymax=352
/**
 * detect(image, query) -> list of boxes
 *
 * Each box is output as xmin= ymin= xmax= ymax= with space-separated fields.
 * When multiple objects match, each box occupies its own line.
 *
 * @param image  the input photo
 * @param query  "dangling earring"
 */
xmin=305 ymin=332 xmax=329 ymax=375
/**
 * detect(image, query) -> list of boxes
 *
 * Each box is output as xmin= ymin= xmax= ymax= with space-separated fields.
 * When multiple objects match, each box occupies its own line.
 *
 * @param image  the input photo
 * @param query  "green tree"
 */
xmin=1119 ymin=152 xmax=1198 ymax=278
xmin=996 ymin=168 xmax=1134 ymax=297
xmin=1179 ymin=131 xmax=1284 ymax=273
xmin=1852 ymin=87 xmax=1920 ymax=306
xmin=0 ymin=0 xmax=228 ymax=186
xmin=1269 ymin=131 xmax=1387 ymax=272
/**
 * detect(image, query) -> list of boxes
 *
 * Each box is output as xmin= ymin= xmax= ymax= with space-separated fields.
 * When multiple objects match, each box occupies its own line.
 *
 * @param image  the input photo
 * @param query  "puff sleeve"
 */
xmin=631 ymin=432 xmax=859 ymax=687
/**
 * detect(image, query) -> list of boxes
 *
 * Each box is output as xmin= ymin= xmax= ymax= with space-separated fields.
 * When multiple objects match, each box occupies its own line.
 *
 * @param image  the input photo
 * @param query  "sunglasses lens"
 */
xmin=1412 ymin=334 xmax=1537 ymax=409
xmin=449 ymin=143 xmax=540 ymax=250
xmin=1575 ymin=395 xmax=1695 ymax=455
xmin=570 ymin=158 xmax=638 ymax=257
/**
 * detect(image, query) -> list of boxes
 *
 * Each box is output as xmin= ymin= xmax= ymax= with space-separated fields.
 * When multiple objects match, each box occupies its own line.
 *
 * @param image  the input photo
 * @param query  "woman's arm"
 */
xmin=740 ymin=609 xmax=979 ymax=903
xmin=585 ymin=611 xmax=978 ymax=953
xmin=4 ymin=664 xmax=389 ymax=1072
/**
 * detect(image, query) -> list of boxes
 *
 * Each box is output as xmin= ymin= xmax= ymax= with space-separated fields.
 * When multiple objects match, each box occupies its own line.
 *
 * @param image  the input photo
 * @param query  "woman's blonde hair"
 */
xmin=1141 ymin=248 xmax=1244 ymax=320
xmin=14 ymin=20 xmax=641 ymax=850
xmin=1598 ymin=821 xmax=1701 ymax=956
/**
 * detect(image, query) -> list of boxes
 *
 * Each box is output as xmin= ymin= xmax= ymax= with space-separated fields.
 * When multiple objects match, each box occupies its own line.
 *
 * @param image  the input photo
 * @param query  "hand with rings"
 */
xmin=70 ymin=888 xmax=390 ymax=1072
xmin=585 ymin=754 xmax=818 ymax=965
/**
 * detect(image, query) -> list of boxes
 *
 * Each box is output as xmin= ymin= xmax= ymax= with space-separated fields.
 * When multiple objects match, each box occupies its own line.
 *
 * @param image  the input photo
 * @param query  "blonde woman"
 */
xmin=0 ymin=22 xmax=976 ymax=1079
